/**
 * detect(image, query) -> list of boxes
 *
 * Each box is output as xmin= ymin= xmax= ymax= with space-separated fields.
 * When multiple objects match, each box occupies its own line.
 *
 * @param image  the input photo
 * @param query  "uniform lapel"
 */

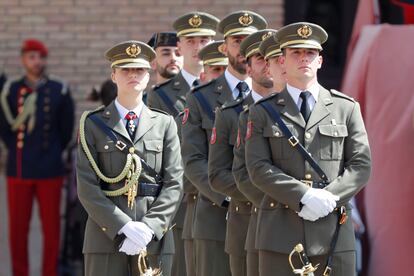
xmin=216 ymin=74 xmax=233 ymax=105
xmin=134 ymin=105 xmax=156 ymax=143
xmin=102 ymin=102 xmax=132 ymax=143
xmin=306 ymin=86 xmax=332 ymax=130
xmin=277 ymin=89 xmax=306 ymax=129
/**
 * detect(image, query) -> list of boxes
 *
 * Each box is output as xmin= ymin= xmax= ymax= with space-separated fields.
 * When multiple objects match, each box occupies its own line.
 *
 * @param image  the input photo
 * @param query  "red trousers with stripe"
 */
xmin=7 ymin=177 xmax=63 ymax=276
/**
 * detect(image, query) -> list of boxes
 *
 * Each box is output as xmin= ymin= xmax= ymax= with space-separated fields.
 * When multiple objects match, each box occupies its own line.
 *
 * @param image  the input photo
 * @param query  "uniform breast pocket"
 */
xmin=143 ymin=139 xmax=163 ymax=172
xmin=95 ymin=141 xmax=120 ymax=177
xmin=263 ymin=124 xmax=294 ymax=160
xmin=318 ymin=124 xmax=348 ymax=160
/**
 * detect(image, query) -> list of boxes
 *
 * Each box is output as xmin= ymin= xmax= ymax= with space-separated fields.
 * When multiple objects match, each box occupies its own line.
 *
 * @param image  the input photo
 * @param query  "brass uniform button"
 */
xmin=104 ymin=145 xmax=109 ymax=150
xmin=254 ymin=207 xmax=257 ymax=213
xmin=156 ymin=145 xmax=161 ymax=151
xmin=102 ymin=227 xmax=107 ymax=232
xmin=275 ymin=131 xmax=281 ymax=137
xmin=284 ymin=205 xmax=289 ymax=209
xmin=17 ymin=133 xmax=24 ymax=140
xmin=193 ymin=195 xmax=197 ymax=200
xmin=17 ymin=141 xmax=24 ymax=148
xmin=43 ymin=106 xmax=50 ymax=112
xmin=246 ymin=202 xmax=251 ymax=206
xmin=270 ymin=202 xmax=275 ymax=208
xmin=18 ymin=107 xmax=23 ymax=113
xmin=212 ymin=203 xmax=216 ymax=206
xmin=334 ymin=131 xmax=338 ymax=137
xmin=305 ymin=173 xmax=312 ymax=180
xmin=305 ymin=132 xmax=311 ymax=139
xmin=44 ymin=97 xmax=50 ymax=104
xmin=129 ymin=147 xmax=135 ymax=153
xmin=235 ymin=206 xmax=239 ymax=212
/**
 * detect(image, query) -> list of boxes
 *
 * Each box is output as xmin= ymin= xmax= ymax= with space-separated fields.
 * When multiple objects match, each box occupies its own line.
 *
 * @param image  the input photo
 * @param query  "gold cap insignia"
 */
xmin=189 ymin=14 xmax=202 ymax=28
xmin=262 ymin=31 xmax=273 ymax=41
xmin=239 ymin=13 xmax=253 ymax=27
xmin=297 ymin=25 xmax=312 ymax=38
xmin=217 ymin=43 xmax=225 ymax=54
xmin=126 ymin=44 xmax=141 ymax=57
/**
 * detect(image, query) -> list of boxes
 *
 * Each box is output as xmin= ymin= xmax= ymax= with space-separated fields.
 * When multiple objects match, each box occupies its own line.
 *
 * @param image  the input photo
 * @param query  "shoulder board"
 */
xmin=330 ymin=89 xmax=355 ymax=102
xmin=48 ymin=75 xmax=69 ymax=95
xmin=85 ymin=105 xmax=105 ymax=117
xmin=192 ymin=79 xmax=215 ymax=93
xmin=221 ymin=98 xmax=243 ymax=110
xmin=254 ymin=92 xmax=278 ymax=105
xmin=153 ymin=78 xmax=173 ymax=89
xmin=149 ymin=107 xmax=171 ymax=116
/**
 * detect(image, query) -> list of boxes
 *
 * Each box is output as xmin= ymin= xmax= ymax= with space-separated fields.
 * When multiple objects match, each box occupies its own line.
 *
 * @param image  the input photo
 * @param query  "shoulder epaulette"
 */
xmin=192 ymin=79 xmax=215 ymax=93
xmin=330 ymin=89 xmax=355 ymax=102
xmin=149 ymin=107 xmax=171 ymax=116
xmin=153 ymin=78 xmax=173 ymax=89
xmin=85 ymin=105 xmax=105 ymax=117
xmin=254 ymin=92 xmax=278 ymax=105
xmin=220 ymin=98 xmax=243 ymax=110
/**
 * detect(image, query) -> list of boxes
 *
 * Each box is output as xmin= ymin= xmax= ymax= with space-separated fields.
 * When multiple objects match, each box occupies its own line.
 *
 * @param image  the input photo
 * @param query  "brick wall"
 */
xmin=0 ymin=0 xmax=284 ymax=114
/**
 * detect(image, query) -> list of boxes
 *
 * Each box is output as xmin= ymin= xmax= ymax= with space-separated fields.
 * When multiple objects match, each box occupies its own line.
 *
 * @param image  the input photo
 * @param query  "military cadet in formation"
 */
xmin=179 ymin=40 xmax=229 ymax=276
xmin=245 ymin=22 xmax=371 ymax=275
xmin=232 ymin=31 xmax=286 ymax=276
xmin=208 ymin=28 xmax=274 ymax=276
xmin=148 ymin=32 xmax=183 ymax=86
xmin=0 ymin=39 xmax=75 ymax=276
xmin=198 ymin=40 xmax=228 ymax=83
xmin=181 ymin=10 xmax=266 ymax=276
xmin=146 ymin=31 xmax=184 ymax=276
xmin=76 ymin=40 xmax=183 ymax=276
xmin=147 ymin=12 xmax=219 ymax=276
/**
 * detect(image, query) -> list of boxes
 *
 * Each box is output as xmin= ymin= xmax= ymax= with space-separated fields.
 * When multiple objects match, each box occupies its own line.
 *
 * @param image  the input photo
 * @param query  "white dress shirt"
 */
xmin=251 ymin=90 xmax=263 ymax=103
xmin=114 ymin=98 xmax=144 ymax=126
xmin=224 ymin=69 xmax=252 ymax=100
xmin=181 ymin=68 xmax=198 ymax=88
xmin=286 ymin=82 xmax=319 ymax=111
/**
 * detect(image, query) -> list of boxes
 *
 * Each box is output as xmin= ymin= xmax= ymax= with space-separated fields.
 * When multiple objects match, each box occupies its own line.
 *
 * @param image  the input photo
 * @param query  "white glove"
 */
xmin=298 ymin=204 xmax=320 ymax=221
xmin=119 ymin=237 xmax=144 ymax=255
xmin=119 ymin=221 xmax=154 ymax=249
xmin=300 ymin=188 xmax=340 ymax=218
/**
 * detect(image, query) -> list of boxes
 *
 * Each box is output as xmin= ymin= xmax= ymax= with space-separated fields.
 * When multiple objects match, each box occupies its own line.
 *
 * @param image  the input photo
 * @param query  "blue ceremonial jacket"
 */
xmin=0 ymin=75 xmax=75 ymax=179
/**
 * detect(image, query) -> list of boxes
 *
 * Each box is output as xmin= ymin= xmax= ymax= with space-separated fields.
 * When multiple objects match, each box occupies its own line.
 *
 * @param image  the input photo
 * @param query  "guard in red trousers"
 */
xmin=0 ymin=39 xmax=75 ymax=276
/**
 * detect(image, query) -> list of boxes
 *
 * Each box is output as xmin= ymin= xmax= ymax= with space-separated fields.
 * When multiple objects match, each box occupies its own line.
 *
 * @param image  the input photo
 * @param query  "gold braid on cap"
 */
xmin=79 ymin=108 xmax=142 ymax=209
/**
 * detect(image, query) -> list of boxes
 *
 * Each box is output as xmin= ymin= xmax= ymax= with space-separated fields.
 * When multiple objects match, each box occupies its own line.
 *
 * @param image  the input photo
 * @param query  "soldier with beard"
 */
xmin=148 ymin=32 xmax=183 ymax=85
xmin=181 ymin=11 xmax=267 ymax=276
xmin=232 ymin=31 xmax=286 ymax=276
xmin=148 ymin=12 xmax=219 ymax=276
xmin=208 ymin=28 xmax=275 ymax=276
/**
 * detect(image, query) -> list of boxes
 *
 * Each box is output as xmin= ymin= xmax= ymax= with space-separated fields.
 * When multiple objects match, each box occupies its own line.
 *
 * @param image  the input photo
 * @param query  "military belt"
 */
xmin=300 ymin=180 xmax=328 ymax=189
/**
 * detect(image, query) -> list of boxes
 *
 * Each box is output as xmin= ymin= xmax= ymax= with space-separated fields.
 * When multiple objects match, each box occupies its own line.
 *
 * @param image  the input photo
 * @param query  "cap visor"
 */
xmin=283 ymin=43 xmax=322 ymax=50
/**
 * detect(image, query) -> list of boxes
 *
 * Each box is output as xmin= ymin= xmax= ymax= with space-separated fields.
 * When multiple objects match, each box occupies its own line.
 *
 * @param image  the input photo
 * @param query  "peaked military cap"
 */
xmin=259 ymin=32 xmax=282 ymax=60
xmin=173 ymin=11 xmax=219 ymax=37
xmin=147 ymin=32 xmax=178 ymax=49
xmin=198 ymin=40 xmax=228 ymax=66
xmin=276 ymin=22 xmax=328 ymax=50
xmin=105 ymin=40 xmax=156 ymax=69
xmin=240 ymin=29 xmax=277 ymax=59
xmin=218 ymin=10 xmax=267 ymax=38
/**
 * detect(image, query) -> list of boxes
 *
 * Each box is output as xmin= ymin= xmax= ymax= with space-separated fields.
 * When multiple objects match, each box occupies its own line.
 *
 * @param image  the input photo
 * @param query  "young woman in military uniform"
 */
xmin=76 ymin=40 xmax=183 ymax=276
